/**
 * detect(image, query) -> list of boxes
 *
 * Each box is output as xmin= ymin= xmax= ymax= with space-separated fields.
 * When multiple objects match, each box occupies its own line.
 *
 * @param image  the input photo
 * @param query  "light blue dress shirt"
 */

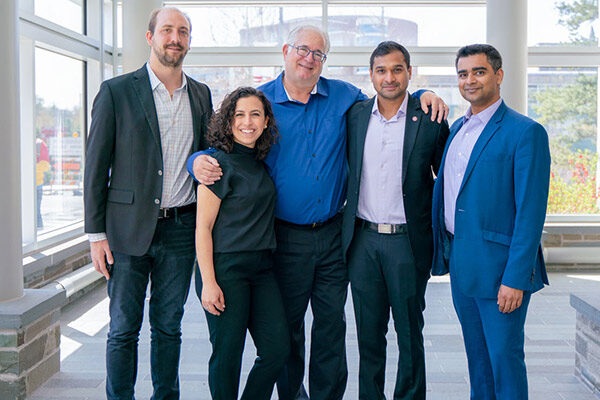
xmin=444 ymin=98 xmax=503 ymax=234
xmin=357 ymin=94 xmax=408 ymax=224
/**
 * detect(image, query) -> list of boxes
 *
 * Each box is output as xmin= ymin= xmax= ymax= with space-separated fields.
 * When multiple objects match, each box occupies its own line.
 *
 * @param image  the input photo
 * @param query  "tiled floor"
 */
xmin=31 ymin=272 xmax=600 ymax=399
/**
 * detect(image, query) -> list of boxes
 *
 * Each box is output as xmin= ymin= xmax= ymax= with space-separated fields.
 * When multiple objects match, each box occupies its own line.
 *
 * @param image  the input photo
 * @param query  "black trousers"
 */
xmin=348 ymin=227 xmax=428 ymax=400
xmin=274 ymin=216 xmax=349 ymax=400
xmin=195 ymin=250 xmax=290 ymax=400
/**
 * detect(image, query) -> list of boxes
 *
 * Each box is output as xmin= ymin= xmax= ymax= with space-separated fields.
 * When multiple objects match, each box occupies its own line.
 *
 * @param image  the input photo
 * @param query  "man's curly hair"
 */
xmin=206 ymin=87 xmax=278 ymax=160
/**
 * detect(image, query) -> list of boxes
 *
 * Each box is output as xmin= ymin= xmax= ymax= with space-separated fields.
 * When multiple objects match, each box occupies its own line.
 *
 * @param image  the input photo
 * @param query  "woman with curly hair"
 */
xmin=194 ymin=86 xmax=290 ymax=400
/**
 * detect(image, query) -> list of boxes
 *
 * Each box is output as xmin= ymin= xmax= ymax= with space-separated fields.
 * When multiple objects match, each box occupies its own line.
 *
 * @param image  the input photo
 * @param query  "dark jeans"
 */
xmin=274 ymin=216 xmax=349 ymax=400
xmin=106 ymin=209 xmax=195 ymax=400
xmin=195 ymin=250 xmax=290 ymax=400
xmin=348 ymin=227 xmax=428 ymax=400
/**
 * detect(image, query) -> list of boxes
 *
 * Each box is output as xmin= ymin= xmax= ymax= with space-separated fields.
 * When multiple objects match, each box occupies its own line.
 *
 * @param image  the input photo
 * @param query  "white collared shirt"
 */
xmin=444 ymin=98 xmax=503 ymax=234
xmin=357 ymin=94 xmax=409 ymax=224
xmin=146 ymin=62 xmax=195 ymax=209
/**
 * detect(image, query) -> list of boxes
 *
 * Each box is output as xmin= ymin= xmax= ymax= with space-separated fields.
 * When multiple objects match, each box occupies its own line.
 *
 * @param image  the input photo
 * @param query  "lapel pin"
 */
xmin=412 ymin=116 xmax=417 ymax=122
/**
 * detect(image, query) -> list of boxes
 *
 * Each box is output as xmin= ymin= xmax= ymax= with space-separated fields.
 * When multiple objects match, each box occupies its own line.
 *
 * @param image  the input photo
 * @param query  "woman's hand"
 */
xmin=202 ymin=281 xmax=226 ymax=316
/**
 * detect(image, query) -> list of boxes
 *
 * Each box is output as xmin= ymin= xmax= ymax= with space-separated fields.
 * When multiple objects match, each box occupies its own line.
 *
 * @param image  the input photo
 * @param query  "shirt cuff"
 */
xmin=88 ymin=232 xmax=107 ymax=242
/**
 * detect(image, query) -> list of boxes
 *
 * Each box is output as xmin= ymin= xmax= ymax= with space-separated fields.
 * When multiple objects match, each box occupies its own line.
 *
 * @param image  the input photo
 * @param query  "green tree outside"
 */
xmin=530 ymin=0 xmax=599 ymax=213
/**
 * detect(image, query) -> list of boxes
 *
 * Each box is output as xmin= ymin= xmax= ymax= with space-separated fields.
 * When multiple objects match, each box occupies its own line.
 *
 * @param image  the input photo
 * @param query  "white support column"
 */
xmin=487 ymin=0 xmax=527 ymax=114
xmin=122 ymin=0 xmax=162 ymax=73
xmin=0 ymin=0 xmax=24 ymax=302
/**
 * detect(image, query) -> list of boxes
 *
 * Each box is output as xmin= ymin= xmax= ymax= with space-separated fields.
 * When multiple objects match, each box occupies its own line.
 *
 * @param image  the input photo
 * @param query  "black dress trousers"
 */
xmin=195 ymin=250 xmax=290 ymax=400
xmin=348 ymin=226 xmax=428 ymax=400
xmin=274 ymin=216 xmax=349 ymax=400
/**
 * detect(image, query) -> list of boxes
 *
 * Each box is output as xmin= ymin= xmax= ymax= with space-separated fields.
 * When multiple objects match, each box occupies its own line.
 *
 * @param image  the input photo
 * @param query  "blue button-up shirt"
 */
xmin=259 ymin=73 xmax=365 ymax=224
xmin=444 ymin=98 xmax=503 ymax=234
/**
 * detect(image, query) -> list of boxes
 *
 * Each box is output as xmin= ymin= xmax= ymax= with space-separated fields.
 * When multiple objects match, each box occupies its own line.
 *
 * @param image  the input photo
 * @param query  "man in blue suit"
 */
xmin=432 ymin=44 xmax=551 ymax=399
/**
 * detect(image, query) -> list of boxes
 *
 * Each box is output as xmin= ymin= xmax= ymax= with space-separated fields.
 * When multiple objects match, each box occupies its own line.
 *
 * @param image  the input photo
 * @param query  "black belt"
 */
xmin=357 ymin=217 xmax=407 ymax=234
xmin=158 ymin=203 xmax=196 ymax=219
xmin=276 ymin=211 xmax=342 ymax=230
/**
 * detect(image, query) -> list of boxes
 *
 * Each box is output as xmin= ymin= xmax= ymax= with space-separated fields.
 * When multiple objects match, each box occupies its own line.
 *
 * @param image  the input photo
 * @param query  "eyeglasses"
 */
xmin=288 ymin=44 xmax=327 ymax=63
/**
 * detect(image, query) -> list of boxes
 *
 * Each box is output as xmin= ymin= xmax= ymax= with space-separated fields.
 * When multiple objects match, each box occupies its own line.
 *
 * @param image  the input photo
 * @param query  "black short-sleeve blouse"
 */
xmin=205 ymin=142 xmax=276 ymax=253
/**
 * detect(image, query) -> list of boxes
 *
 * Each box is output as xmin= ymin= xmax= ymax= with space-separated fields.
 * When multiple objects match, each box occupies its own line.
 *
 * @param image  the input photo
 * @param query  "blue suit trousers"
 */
xmin=451 ymin=281 xmax=531 ymax=400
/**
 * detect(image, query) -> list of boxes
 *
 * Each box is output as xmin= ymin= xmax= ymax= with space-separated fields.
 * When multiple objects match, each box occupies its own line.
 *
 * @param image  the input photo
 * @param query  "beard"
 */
xmin=154 ymin=43 xmax=188 ymax=68
xmin=377 ymin=86 xmax=406 ymax=101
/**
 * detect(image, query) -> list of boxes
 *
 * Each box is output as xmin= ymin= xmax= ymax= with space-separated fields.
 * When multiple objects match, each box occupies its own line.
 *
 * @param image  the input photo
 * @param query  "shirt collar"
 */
xmin=463 ymin=97 xmax=502 ymax=126
xmin=273 ymin=71 xmax=326 ymax=103
xmin=371 ymin=92 xmax=409 ymax=121
xmin=146 ymin=62 xmax=187 ymax=92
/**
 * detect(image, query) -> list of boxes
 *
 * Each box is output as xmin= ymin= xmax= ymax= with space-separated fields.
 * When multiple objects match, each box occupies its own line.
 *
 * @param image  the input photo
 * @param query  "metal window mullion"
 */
xmin=321 ymin=0 xmax=328 ymax=74
xmin=113 ymin=0 xmax=118 ymax=75
xmin=99 ymin=0 xmax=105 ymax=81
xmin=19 ymin=12 xmax=102 ymax=61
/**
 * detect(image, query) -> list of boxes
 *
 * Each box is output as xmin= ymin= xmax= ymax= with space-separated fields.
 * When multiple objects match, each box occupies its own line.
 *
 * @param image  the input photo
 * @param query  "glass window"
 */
xmin=528 ymin=67 xmax=599 ymax=214
xmin=104 ymin=0 xmax=114 ymax=46
xmin=117 ymin=1 xmax=123 ymax=48
xmin=529 ymin=0 xmax=599 ymax=46
xmin=104 ymin=63 xmax=114 ymax=80
xmin=34 ymin=0 xmax=84 ymax=34
xmin=184 ymin=66 xmax=282 ymax=107
xmin=171 ymin=4 xmax=322 ymax=47
xmin=34 ymin=48 xmax=85 ymax=235
xmin=327 ymin=4 xmax=485 ymax=47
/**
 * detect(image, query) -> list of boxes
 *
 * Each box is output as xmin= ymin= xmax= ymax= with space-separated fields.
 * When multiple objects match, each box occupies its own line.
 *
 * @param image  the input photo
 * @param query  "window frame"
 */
xmin=19 ymin=0 xmax=118 ymax=255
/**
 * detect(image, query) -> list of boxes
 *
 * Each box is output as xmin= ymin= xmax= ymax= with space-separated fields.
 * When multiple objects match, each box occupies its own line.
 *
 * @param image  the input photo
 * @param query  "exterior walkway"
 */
xmin=31 ymin=272 xmax=600 ymax=399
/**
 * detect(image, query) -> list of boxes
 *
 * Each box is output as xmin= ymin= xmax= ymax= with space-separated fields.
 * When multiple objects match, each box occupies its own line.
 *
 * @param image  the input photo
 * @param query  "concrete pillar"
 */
xmin=122 ymin=0 xmax=162 ymax=73
xmin=0 ymin=0 xmax=24 ymax=302
xmin=487 ymin=0 xmax=527 ymax=114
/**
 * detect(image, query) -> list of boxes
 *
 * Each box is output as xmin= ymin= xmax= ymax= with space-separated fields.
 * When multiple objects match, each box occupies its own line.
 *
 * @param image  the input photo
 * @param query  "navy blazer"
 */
xmin=431 ymin=101 xmax=551 ymax=298
xmin=84 ymin=66 xmax=213 ymax=256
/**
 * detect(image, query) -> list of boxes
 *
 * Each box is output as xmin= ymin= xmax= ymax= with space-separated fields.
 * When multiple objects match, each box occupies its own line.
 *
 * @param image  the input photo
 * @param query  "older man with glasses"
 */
xmin=188 ymin=25 xmax=448 ymax=400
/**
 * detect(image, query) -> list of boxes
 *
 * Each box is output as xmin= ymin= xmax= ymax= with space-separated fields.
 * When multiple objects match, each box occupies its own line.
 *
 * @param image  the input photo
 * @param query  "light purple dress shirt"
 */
xmin=357 ymin=94 xmax=408 ymax=224
xmin=444 ymin=98 xmax=503 ymax=234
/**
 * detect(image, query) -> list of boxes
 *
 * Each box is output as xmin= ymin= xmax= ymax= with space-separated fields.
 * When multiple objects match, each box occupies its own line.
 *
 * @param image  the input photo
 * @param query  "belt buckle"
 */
xmin=378 ymin=224 xmax=393 ymax=234
xmin=159 ymin=208 xmax=169 ymax=219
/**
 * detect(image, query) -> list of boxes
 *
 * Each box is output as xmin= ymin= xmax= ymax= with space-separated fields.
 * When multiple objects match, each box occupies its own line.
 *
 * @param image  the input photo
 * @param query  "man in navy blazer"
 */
xmin=342 ymin=42 xmax=448 ymax=399
xmin=432 ymin=44 xmax=550 ymax=399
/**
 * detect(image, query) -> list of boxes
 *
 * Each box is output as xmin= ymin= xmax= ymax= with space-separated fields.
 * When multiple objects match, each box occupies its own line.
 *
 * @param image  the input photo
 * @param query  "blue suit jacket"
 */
xmin=431 ymin=101 xmax=551 ymax=298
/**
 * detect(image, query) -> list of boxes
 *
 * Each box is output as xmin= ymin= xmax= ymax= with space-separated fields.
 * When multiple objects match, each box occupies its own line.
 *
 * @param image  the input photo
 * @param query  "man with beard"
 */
xmin=84 ymin=7 xmax=212 ymax=399
xmin=432 ymin=44 xmax=550 ymax=399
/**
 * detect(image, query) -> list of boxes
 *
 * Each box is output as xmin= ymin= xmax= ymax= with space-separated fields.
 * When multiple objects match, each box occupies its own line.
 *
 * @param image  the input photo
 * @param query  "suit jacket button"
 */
xmin=154 ymin=198 xmax=160 ymax=205
xmin=158 ymin=170 xmax=163 ymax=176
